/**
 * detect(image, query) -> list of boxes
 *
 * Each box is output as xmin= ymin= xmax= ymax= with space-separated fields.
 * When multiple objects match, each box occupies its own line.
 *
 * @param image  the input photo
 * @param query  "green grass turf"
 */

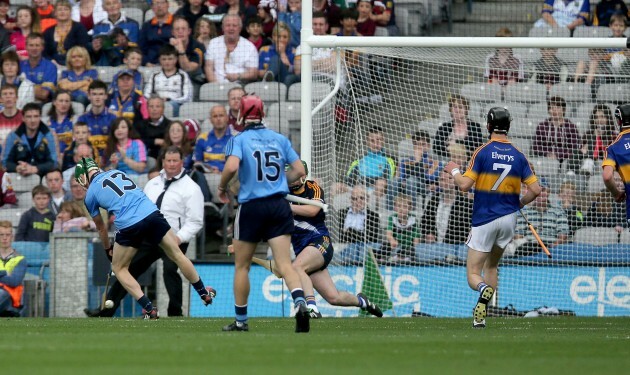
xmin=1 ymin=317 xmax=628 ymax=375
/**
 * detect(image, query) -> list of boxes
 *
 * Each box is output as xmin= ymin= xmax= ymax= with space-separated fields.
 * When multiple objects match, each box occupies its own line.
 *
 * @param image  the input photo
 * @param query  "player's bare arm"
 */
xmin=520 ymin=181 xmax=542 ymax=208
xmin=443 ymin=161 xmax=474 ymax=191
xmin=218 ymin=155 xmax=240 ymax=203
xmin=603 ymin=165 xmax=626 ymax=202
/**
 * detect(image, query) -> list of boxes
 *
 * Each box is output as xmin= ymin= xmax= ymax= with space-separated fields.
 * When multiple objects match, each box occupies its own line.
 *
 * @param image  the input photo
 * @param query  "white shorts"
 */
xmin=466 ymin=212 xmax=517 ymax=253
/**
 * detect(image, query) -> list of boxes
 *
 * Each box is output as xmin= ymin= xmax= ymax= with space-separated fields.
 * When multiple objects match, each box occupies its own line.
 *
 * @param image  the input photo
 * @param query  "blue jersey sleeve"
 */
xmin=226 ymin=136 xmax=242 ymax=160
xmin=284 ymin=137 xmax=299 ymax=165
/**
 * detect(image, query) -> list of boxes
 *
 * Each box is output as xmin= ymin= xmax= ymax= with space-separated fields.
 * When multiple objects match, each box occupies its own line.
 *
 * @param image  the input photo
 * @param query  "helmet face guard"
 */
xmin=286 ymin=160 xmax=309 ymax=192
xmin=74 ymin=157 xmax=99 ymax=188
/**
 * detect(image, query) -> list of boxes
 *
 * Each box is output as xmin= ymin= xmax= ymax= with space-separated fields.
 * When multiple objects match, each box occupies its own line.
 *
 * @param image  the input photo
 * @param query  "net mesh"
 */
xmin=306 ymin=45 xmax=630 ymax=317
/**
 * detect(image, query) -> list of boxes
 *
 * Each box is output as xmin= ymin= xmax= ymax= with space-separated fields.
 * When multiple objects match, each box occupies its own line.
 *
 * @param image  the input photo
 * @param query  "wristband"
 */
xmin=218 ymin=186 xmax=227 ymax=192
xmin=451 ymin=168 xmax=461 ymax=176
xmin=178 ymin=52 xmax=185 ymax=56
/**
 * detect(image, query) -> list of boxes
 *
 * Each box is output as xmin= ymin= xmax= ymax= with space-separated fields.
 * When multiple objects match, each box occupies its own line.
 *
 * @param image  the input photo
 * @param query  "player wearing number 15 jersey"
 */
xmin=444 ymin=107 xmax=541 ymax=328
xmin=76 ymin=158 xmax=215 ymax=320
xmin=218 ymin=94 xmax=311 ymax=333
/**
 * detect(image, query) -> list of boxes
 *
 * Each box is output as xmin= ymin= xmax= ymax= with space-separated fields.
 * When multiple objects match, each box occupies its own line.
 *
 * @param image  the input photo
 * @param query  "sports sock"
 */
xmin=138 ymin=295 xmax=153 ymax=312
xmin=477 ymin=282 xmax=488 ymax=293
xmin=192 ymin=278 xmax=208 ymax=296
xmin=235 ymin=304 xmax=248 ymax=323
xmin=356 ymin=294 xmax=367 ymax=309
xmin=291 ymin=288 xmax=306 ymax=308
xmin=306 ymin=295 xmax=318 ymax=312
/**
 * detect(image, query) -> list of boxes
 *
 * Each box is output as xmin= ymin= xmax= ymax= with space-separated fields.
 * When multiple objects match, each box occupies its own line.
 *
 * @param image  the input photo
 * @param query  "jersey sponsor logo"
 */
xmin=491 ymin=151 xmax=514 ymax=163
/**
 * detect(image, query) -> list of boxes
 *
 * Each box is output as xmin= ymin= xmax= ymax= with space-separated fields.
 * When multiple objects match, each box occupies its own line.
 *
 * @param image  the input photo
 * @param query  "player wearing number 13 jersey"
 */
xmin=76 ymin=158 xmax=215 ymax=320
xmin=444 ymin=107 xmax=541 ymax=329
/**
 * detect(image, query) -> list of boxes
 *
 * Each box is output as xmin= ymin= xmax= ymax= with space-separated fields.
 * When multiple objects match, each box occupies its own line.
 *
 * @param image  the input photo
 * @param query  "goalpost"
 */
xmin=299 ymin=0 xmax=630 ymax=318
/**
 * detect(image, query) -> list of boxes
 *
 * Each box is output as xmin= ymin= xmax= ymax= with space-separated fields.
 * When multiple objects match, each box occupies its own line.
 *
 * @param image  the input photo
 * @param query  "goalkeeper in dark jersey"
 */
xmin=285 ymin=161 xmax=383 ymax=318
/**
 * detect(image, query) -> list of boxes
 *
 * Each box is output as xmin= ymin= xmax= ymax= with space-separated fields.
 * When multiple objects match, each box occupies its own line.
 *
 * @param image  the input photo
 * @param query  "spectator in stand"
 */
xmin=135 ymin=96 xmax=172 ymax=161
xmin=204 ymin=14 xmax=258 ymax=83
xmin=388 ymin=130 xmax=440 ymax=210
xmin=371 ymin=0 xmax=399 ymax=36
xmin=584 ymin=190 xmax=626 ymax=230
xmin=144 ymin=45 xmax=193 ymax=117
xmin=0 ymin=167 xmax=16 ymax=207
xmin=78 ymin=80 xmax=117 ymax=156
xmin=433 ymin=94 xmax=484 ymax=160
xmin=61 ymin=123 xmax=100 ymax=175
xmin=554 ymin=180 xmax=584 ymax=235
xmin=108 ymin=70 xmax=148 ymax=126
xmin=194 ymin=17 xmax=218 ymax=48
xmin=72 ymin=0 xmax=107 ymax=33
xmin=0 ymin=85 xmax=23 ymax=142
xmin=102 ymin=117 xmax=147 ymax=177
xmin=161 ymin=120 xmax=194 ymax=171
xmin=513 ymin=182 xmax=570 ymax=255
xmin=58 ymin=46 xmax=98 ymax=106
xmin=0 ymin=221 xmax=26 ymax=317
xmin=532 ymin=96 xmax=580 ymax=163
xmin=337 ymin=8 xmax=360 ymax=36
xmin=53 ymin=201 xmax=96 ymax=233
xmin=0 ymin=0 xmax=15 ymax=32
xmin=245 ymin=16 xmax=271 ymax=51
xmin=193 ymin=104 xmax=232 ymax=173
xmin=93 ymin=0 xmax=140 ymax=44
xmin=356 ymin=0 xmax=376 ymax=37
xmin=592 ymin=0 xmax=629 ymax=26
xmin=566 ymin=104 xmax=616 ymax=176
xmin=45 ymin=168 xmax=72 ymax=216
xmin=422 ymin=168 xmax=473 ymax=245
xmin=289 ymin=12 xmax=337 ymax=87
xmin=383 ymin=194 xmax=420 ymax=264
xmin=534 ymin=0 xmax=590 ymax=32
xmin=11 ymin=6 xmax=41 ymax=61
xmin=43 ymin=1 xmax=91 ymax=66
xmin=46 ymin=90 xmax=76 ymax=156
xmin=20 ymin=33 xmax=57 ymax=103
xmin=170 ymin=16 xmax=206 ymax=84
xmin=484 ymin=28 xmax=524 ymax=86
xmin=258 ymin=22 xmax=296 ymax=84
xmin=257 ymin=1 xmax=277 ymax=38
xmin=278 ymin=0 xmax=301 ymax=49
xmin=529 ymin=47 xmax=569 ymax=90
xmin=109 ymin=47 xmax=144 ymax=96
xmin=3 ymin=102 xmax=58 ymax=177
xmin=336 ymin=185 xmax=381 ymax=264
xmin=33 ymin=0 xmax=56 ymax=32
xmin=213 ymin=0 xmax=257 ymax=34
xmin=227 ymin=86 xmax=246 ymax=134
xmin=139 ymin=0 xmax=174 ymax=66
xmin=15 ymin=185 xmax=55 ymax=242
xmin=63 ymin=142 xmax=96 ymax=190
xmin=313 ymin=0 xmax=342 ymax=34
xmin=574 ymin=48 xmax=616 ymax=90
xmin=0 ymin=51 xmax=35 ymax=110
xmin=175 ymin=0 xmax=210 ymax=30
xmin=605 ymin=14 xmax=628 ymax=70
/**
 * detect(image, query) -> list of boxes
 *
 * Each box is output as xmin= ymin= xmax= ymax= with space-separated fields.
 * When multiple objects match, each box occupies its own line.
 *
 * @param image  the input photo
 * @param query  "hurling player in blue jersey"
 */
xmin=75 ymin=158 xmax=215 ymax=319
xmin=444 ymin=107 xmax=541 ymax=328
xmin=217 ymin=94 xmax=310 ymax=333
xmin=280 ymin=160 xmax=383 ymax=319
xmin=603 ymin=104 xmax=630 ymax=216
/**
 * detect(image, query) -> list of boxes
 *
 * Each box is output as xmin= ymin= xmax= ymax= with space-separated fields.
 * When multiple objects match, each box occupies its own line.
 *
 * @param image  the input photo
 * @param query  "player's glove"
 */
xmin=104 ymin=245 xmax=113 ymax=262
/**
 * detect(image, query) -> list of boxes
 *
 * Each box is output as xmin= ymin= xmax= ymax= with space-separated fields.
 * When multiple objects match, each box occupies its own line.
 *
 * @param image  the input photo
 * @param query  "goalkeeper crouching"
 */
xmin=272 ymin=161 xmax=383 ymax=318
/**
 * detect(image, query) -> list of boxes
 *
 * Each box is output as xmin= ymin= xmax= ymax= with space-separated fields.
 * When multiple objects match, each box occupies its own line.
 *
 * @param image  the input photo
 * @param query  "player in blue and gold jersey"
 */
xmin=281 ymin=161 xmax=382 ymax=319
xmin=603 ymin=104 xmax=630 ymax=216
xmin=75 ymin=157 xmax=215 ymax=320
xmin=444 ymin=107 xmax=541 ymax=328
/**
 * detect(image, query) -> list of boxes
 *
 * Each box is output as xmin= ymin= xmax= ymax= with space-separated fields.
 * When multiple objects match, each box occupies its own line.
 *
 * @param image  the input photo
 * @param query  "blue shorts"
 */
xmin=115 ymin=211 xmax=171 ymax=248
xmin=234 ymin=194 xmax=294 ymax=242
xmin=295 ymin=234 xmax=334 ymax=273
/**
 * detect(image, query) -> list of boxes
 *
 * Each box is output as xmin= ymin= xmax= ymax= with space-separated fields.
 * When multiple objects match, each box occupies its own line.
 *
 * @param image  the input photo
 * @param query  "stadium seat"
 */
xmin=619 ymin=230 xmax=630 ymax=244
xmin=199 ymin=82 xmax=242 ymax=102
xmin=71 ymin=102 xmax=85 ymax=115
xmin=287 ymin=81 xmax=332 ymax=102
xmin=573 ymin=227 xmax=619 ymax=246
xmin=97 ymin=66 xmax=121 ymax=84
xmin=244 ymin=82 xmax=287 ymax=103
xmin=374 ymin=27 xmax=389 ymax=36
xmin=138 ymin=66 xmax=161 ymax=82
xmin=16 ymin=192 xmax=32 ymax=210
xmin=527 ymin=102 xmax=549 ymax=129
xmin=587 ymin=174 xmax=606 ymax=193
xmin=513 ymin=48 xmax=542 ymax=64
xmin=7 ymin=173 xmax=41 ymax=193
xmin=179 ymin=102 xmax=220 ymax=121
xmin=528 ymin=27 xmax=570 ymax=38
xmin=573 ymin=26 xmax=610 ymax=38
xmin=460 ymin=82 xmax=502 ymax=103
xmin=529 ymin=157 xmax=561 ymax=176
xmin=549 ymin=83 xmax=591 ymax=103
xmin=0 ymin=208 xmax=24 ymax=227
xmin=557 ymin=48 xmax=588 ymax=64
xmin=570 ymin=115 xmax=590 ymax=134
xmin=438 ymin=101 xmax=483 ymax=123
xmin=330 ymin=191 xmax=350 ymax=210
xmin=417 ymin=119 xmax=442 ymax=138
xmin=510 ymin=137 xmax=531 ymax=155
xmin=132 ymin=174 xmax=149 ymax=189
xmin=122 ymin=7 xmax=143 ymax=23
xmin=264 ymin=116 xmax=289 ymax=134
xmin=267 ymin=102 xmax=300 ymax=122
xmin=508 ymin=118 xmax=536 ymax=138
xmin=203 ymin=173 xmax=222 ymax=204
xmin=483 ymin=102 xmax=527 ymax=125
xmin=597 ymin=83 xmax=630 ymax=103
xmin=504 ymin=83 xmax=546 ymax=104
xmin=398 ymin=138 xmax=414 ymax=158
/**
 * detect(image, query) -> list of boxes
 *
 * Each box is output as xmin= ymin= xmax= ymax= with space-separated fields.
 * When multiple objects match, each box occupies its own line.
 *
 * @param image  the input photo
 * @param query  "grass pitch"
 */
xmin=1 ymin=317 xmax=628 ymax=375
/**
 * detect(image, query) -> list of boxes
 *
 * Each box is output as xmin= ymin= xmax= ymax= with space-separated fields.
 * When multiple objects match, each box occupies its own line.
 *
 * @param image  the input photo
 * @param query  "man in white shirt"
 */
xmin=204 ymin=14 xmax=258 ymax=83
